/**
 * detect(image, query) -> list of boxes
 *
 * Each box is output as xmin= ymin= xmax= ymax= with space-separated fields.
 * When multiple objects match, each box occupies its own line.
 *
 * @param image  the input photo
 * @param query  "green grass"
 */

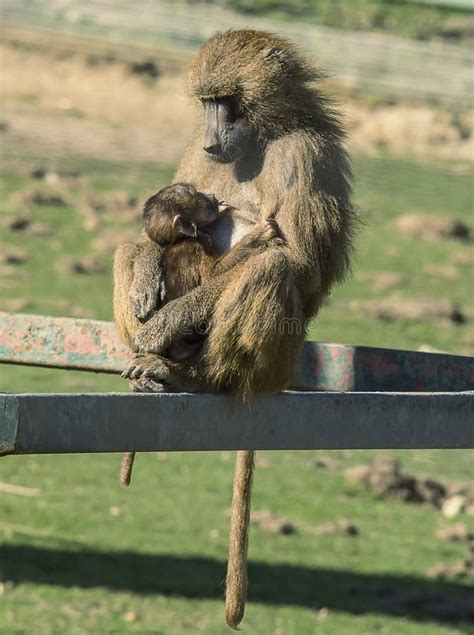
xmin=4 ymin=0 xmax=472 ymax=45
xmin=1 ymin=450 xmax=473 ymax=634
xmin=219 ymin=0 xmax=472 ymax=44
xmin=0 ymin=152 xmax=473 ymax=634
xmin=310 ymin=155 xmax=474 ymax=352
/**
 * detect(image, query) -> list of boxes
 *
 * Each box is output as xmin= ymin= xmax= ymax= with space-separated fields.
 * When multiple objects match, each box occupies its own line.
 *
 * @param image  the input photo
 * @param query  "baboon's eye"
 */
xmin=221 ymin=96 xmax=239 ymax=123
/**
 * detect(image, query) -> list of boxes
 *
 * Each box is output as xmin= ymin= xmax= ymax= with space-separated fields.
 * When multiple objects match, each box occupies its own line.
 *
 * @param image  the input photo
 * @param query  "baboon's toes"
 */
xmin=121 ymin=360 xmax=144 ymax=379
xmin=143 ymin=366 xmax=163 ymax=380
xmin=131 ymin=377 xmax=166 ymax=393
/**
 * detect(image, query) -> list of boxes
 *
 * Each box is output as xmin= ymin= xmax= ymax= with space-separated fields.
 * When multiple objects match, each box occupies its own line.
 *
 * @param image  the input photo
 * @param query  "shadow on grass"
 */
xmin=2 ymin=544 xmax=473 ymax=629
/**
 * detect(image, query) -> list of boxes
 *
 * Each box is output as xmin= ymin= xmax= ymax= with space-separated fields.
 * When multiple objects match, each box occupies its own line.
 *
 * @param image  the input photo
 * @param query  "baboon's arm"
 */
xmin=132 ymin=220 xmax=284 ymax=354
xmin=133 ymin=269 xmax=233 ymax=354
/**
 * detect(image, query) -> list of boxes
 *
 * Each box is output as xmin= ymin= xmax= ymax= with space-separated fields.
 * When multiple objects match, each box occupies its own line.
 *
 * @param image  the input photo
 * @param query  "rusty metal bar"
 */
xmin=1 ymin=312 xmax=473 ymax=392
xmin=0 ymin=312 xmax=128 ymax=373
xmin=0 ymin=392 xmax=473 ymax=456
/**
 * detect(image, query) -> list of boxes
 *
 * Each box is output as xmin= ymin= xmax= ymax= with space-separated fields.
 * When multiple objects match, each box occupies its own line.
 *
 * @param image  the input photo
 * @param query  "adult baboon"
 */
xmin=114 ymin=29 xmax=354 ymax=629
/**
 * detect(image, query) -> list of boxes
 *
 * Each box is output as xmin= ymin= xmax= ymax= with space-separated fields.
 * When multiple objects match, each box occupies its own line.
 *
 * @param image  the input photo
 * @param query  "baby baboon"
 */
xmin=114 ymin=29 xmax=355 ymax=629
xmin=120 ymin=182 xmax=282 ymax=485
xmin=128 ymin=182 xmax=281 ymax=362
xmin=142 ymin=182 xmax=220 ymax=361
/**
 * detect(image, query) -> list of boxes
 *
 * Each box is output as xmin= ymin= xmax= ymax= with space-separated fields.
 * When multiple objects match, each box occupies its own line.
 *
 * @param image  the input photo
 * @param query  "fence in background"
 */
xmin=2 ymin=0 xmax=473 ymax=107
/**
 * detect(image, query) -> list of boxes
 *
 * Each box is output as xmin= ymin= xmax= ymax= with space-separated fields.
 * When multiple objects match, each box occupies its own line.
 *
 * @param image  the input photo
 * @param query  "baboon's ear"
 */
xmin=172 ymin=214 xmax=197 ymax=237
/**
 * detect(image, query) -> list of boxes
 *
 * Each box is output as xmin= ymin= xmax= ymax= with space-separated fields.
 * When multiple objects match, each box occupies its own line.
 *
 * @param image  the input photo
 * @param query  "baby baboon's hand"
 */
xmin=196 ymin=231 xmax=214 ymax=251
xmin=261 ymin=218 xmax=279 ymax=241
xmin=130 ymin=275 xmax=165 ymax=321
xmin=256 ymin=218 xmax=285 ymax=246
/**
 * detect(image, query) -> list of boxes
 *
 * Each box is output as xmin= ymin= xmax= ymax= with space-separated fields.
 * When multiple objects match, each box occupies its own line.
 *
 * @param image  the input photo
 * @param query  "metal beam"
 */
xmin=1 ymin=392 xmax=472 ymax=456
xmin=0 ymin=311 xmax=128 ymax=374
xmin=1 ymin=312 xmax=473 ymax=392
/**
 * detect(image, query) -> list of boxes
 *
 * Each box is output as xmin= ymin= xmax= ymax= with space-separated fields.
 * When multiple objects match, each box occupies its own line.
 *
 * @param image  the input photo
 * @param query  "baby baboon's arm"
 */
xmin=129 ymin=233 xmax=166 ymax=320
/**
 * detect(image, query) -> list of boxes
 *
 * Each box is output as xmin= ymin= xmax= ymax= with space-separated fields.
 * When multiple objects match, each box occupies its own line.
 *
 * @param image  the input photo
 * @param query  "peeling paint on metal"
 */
xmin=0 ymin=312 xmax=129 ymax=373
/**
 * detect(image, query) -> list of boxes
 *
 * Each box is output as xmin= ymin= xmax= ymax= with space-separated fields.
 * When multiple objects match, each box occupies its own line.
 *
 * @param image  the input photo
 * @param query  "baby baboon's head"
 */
xmin=144 ymin=183 xmax=219 ymax=243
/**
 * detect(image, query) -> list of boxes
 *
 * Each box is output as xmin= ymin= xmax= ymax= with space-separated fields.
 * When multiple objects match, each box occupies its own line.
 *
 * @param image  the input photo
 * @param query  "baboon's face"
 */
xmin=170 ymin=187 xmax=219 ymax=237
xmin=193 ymin=191 xmax=220 ymax=226
xmin=201 ymin=97 xmax=255 ymax=164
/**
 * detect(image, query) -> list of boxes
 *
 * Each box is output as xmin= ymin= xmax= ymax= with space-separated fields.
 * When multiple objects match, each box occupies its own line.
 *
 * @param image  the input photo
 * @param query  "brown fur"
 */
xmin=120 ymin=183 xmax=218 ymax=487
xmin=226 ymin=450 xmax=254 ymax=629
xmin=113 ymin=29 xmax=355 ymax=628
xmin=120 ymin=184 xmax=281 ymax=486
xmin=142 ymin=183 xmax=219 ymax=305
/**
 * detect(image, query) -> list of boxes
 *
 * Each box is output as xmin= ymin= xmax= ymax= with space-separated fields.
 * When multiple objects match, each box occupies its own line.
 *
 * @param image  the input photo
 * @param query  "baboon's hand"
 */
xmin=122 ymin=353 xmax=171 ymax=382
xmin=133 ymin=302 xmax=188 ymax=354
xmin=196 ymin=231 xmax=214 ymax=251
xmin=130 ymin=273 xmax=166 ymax=321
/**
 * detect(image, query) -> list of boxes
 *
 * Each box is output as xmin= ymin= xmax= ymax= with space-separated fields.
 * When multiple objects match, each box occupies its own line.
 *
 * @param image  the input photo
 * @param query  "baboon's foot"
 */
xmin=124 ymin=352 xmax=211 ymax=393
xmin=122 ymin=353 xmax=170 ymax=381
xmin=130 ymin=376 xmax=166 ymax=393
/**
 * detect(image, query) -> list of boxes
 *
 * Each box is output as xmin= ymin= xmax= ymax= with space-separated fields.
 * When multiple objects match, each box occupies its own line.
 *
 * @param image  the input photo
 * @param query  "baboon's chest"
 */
xmin=205 ymin=212 xmax=255 ymax=254
xmin=198 ymin=178 xmax=262 ymax=253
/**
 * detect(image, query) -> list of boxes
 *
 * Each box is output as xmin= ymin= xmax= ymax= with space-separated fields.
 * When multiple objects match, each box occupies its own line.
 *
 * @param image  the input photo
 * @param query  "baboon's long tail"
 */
xmin=225 ymin=450 xmax=255 ymax=629
xmin=120 ymin=452 xmax=135 ymax=486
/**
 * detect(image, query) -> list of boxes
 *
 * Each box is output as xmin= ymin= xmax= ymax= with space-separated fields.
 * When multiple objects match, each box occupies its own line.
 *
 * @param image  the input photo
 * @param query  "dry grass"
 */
xmin=352 ymin=298 xmax=466 ymax=325
xmin=0 ymin=44 xmax=192 ymax=164
xmin=391 ymin=214 xmax=471 ymax=242
xmin=346 ymin=103 xmax=474 ymax=163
